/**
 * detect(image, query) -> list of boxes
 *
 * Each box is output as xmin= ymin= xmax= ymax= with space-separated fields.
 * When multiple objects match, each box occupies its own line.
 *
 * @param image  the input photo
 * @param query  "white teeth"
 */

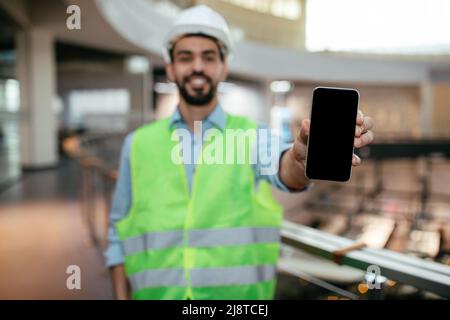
xmin=191 ymin=78 xmax=206 ymax=86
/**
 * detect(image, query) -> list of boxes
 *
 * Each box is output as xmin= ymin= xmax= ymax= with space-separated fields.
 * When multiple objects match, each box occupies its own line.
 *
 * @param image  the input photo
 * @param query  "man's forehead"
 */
xmin=173 ymin=35 xmax=220 ymax=53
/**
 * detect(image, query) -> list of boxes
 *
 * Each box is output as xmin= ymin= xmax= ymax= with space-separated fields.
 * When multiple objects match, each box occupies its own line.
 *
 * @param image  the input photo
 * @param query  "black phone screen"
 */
xmin=305 ymin=87 xmax=359 ymax=182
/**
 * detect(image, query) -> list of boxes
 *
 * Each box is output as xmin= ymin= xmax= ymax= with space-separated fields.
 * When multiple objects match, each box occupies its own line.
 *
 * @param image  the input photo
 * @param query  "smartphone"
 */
xmin=305 ymin=87 xmax=359 ymax=182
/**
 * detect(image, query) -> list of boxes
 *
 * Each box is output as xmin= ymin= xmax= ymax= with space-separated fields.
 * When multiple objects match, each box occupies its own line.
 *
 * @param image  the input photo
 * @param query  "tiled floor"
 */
xmin=0 ymin=159 xmax=113 ymax=299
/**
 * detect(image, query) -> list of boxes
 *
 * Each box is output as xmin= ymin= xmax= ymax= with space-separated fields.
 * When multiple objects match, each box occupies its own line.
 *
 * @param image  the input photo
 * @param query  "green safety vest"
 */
xmin=116 ymin=113 xmax=283 ymax=300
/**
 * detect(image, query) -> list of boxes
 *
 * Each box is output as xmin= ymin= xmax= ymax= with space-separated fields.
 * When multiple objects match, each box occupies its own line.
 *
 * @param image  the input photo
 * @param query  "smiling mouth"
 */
xmin=186 ymin=75 xmax=210 ymax=90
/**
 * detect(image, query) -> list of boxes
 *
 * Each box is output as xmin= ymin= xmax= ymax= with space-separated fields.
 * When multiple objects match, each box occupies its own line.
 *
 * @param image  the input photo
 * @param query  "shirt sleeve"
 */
xmin=253 ymin=123 xmax=312 ymax=193
xmin=103 ymin=132 xmax=134 ymax=268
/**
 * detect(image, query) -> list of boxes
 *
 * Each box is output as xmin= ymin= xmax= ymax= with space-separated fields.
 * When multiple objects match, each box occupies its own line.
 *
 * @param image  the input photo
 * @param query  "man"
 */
xmin=104 ymin=5 xmax=374 ymax=300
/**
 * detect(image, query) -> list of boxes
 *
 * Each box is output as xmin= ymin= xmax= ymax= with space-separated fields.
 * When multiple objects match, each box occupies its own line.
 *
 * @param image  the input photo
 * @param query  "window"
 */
xmin=68 ymin=89 xmax=130 ymax=131
xmin=0 ymin=79 xmax=20 ymax=112
xmin=306 ymin=0 xmax=450 ymax=54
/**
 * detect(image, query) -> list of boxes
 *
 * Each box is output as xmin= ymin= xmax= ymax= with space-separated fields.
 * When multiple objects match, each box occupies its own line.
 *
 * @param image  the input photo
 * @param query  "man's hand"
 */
xmin=110 ymin=264 xmax=131 ymax=300
xmin=353 ymin=110 xmax=374 ymax=165
xmin=279 ymin=110 xmax=374 ymax=190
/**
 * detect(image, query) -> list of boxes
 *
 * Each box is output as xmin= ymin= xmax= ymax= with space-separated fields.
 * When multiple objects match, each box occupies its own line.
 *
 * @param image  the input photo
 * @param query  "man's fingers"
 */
xmin=356 ymin=114 xmax=374 ymax=137
xmin=355 ymin=116 xmax=374 ymax=136
xmin=352 ymin=154 xmax=361 ymax=166
xmin=362 ymin=116 xmax=373 ymax=133
xmin=354 ymin=130 xmax=374 ymax=148
xmin=356 ymin=110 xmax=364 ymax=125
xmin=299 ymin=118 xmax=310 ymax=145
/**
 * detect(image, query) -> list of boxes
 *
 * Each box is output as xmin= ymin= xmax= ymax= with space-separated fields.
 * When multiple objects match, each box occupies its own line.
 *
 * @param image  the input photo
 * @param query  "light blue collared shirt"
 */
xmin=104 ymin=105 xmax=308 ymax=267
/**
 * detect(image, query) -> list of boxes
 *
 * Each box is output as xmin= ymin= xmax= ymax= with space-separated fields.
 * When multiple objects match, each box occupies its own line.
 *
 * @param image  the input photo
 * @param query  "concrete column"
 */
xmin=126 ymin=56 xmax=153 ymax=128
xmin=16 ymin=28 xmax=58 ymax=169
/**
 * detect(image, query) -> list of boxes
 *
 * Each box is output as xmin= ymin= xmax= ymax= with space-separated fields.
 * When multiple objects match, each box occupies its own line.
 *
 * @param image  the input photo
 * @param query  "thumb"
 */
xmin=298 ymin=118 xmax=310 ymax=146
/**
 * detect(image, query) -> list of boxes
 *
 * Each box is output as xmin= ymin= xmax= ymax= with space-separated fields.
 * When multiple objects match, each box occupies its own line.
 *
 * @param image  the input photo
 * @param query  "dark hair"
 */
xmin=169 ymin=33 xmax=226 ymax=62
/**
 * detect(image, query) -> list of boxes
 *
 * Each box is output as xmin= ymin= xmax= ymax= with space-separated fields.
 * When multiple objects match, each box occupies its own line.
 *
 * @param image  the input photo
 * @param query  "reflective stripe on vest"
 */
xmin=130 ymin=268 xmax=186 ymax=291
xmin=129 ymin=265 xmax=276 ymax=291
xmin=190 ymin=265 xmax=276 ymax=287
xmin=122 ymin=227 xmax=280 ymax=256
xmin=123 ymin=230 xmax=184 ymax=255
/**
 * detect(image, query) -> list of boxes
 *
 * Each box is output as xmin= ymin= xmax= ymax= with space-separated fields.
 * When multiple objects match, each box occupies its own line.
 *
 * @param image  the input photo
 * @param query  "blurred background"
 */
xmin=1 ymin=0 xmax=450 ymax=299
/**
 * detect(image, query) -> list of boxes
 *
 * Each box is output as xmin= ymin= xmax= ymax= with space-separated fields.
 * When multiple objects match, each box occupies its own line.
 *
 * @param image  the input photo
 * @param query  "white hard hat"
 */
xmin=162 ymin=5 xmax=233 ymax=63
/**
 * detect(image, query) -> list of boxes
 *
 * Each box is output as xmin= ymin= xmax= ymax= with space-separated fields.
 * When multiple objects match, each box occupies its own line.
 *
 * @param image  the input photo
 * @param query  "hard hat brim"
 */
xmin=162 ymin=24 xmax=232 ymax=63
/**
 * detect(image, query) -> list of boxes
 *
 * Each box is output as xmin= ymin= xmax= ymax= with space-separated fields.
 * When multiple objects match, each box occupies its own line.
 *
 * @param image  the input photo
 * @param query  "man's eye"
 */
xmin=204 ymin=55 xmax=217 ymax=62
xmin=177 ymin=56 xmax=192 ymax=62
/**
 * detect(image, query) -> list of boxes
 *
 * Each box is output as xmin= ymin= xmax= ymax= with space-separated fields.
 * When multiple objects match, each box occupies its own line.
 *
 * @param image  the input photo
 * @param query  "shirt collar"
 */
xmin=169 ymin=104 xmax=227 ymax=131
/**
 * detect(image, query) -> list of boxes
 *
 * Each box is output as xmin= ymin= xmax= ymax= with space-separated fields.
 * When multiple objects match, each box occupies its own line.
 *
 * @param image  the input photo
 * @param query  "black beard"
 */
xmin=177 ymin=73 xmax=216 ymax=106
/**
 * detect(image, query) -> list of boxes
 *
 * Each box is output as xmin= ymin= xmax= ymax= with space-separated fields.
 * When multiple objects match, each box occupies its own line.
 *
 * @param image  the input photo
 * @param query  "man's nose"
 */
xmin=192 ymin=56 xmax=205 ymax=72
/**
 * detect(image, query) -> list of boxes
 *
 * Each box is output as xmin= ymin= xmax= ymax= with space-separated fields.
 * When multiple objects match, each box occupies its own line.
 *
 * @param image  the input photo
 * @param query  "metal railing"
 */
xmin=280 ymin=220 xmax=450 ymax=299
xmin=63 ymin=134 xmax=124 ymax=249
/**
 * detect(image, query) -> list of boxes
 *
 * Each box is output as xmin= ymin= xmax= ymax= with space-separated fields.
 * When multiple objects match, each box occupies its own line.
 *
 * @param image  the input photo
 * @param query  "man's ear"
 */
xmin=165 ymin=63 xmax=175 ymax=82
